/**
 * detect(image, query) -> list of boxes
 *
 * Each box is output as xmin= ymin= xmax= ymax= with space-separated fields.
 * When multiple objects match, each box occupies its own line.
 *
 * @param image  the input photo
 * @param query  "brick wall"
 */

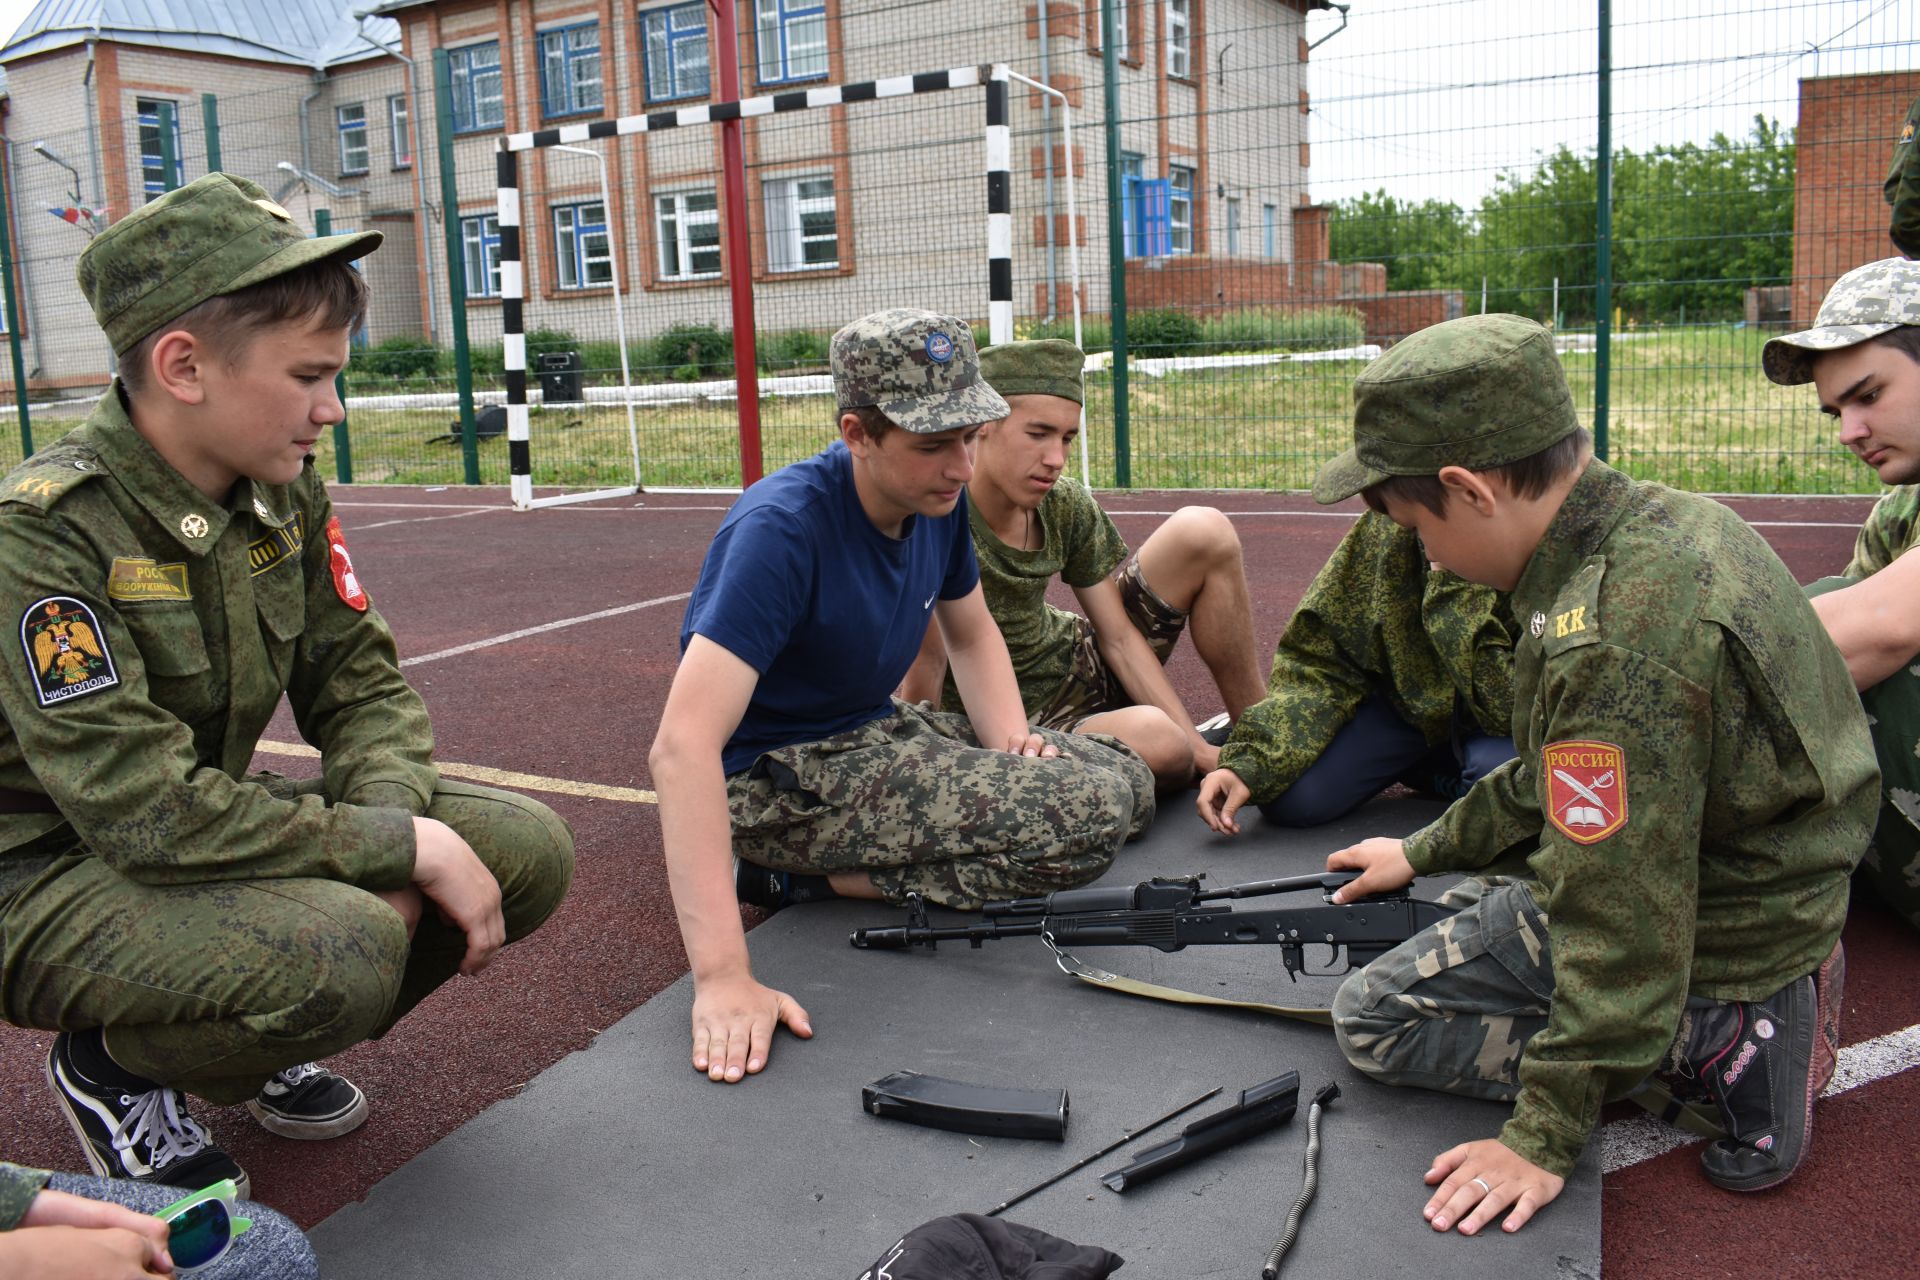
xmin=1122 ymin=255 xmax=1461 ymax=344
xmin=1792 ymin=70 xmax=1920 ymax=325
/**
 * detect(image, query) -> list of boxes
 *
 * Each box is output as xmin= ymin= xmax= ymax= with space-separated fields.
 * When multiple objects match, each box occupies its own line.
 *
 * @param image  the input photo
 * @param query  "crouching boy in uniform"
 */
xmin=0 ymin=173 xmax=575 ymax=1198
xmin=1319 ymin=315 xmax=1875 ymax=1234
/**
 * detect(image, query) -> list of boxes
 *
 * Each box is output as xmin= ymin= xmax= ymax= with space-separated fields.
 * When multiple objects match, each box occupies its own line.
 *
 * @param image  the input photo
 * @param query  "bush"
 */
xmin=1198 ymin=305 xmax=1366 ymax=354
xmin=356 ymin=334 xmax=439 ymax=381
xmin=523 ymin=327 xmax=579 ymax=358
xmin=1126 ymin=308 xmax=1203 ymax=359
xmin=648 ymin=323 xmax=732 ymax=378
xmin=757 ymin=327 xmax=832 ymax=372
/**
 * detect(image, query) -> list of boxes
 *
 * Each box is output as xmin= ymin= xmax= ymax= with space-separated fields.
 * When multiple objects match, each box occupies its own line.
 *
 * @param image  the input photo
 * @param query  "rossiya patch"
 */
xmin=20 ymin=596 xmax=119 ymax=706
xmin=325 ymin=516 xmax=368 ymax=612
xmin=1543 ymin=739 xmax=1627 ymax=844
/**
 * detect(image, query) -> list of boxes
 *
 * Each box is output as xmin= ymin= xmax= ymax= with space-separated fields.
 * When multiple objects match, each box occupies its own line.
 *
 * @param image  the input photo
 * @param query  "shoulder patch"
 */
xmin=1542 ymin=739 xmax=1627 ymax=844
xmin=20 ymin=596 xmax=119 ymax=705
xmin=325 ymin=517 xmax=368 ymax=611
xmin=1540 ymin=556 xmax=1605 ymax=657
xmin=107 ymin=558 xmax=191 ymax=602
xmin=2 ymin=451 xmax=102 ymax=511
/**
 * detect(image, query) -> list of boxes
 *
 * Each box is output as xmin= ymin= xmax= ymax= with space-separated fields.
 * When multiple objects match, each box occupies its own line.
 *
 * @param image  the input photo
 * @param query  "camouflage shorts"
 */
xmin=1029 ymin=555 xmax=1189 ymax=732
xmin=726 ymin=698 xmax=1155 ymax=908
xmin=1331 ymin=877 xmax=1553 ymax=1103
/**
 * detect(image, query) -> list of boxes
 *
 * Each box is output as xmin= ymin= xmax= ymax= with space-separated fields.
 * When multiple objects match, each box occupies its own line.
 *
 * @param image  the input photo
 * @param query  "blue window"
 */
xmin=754 ymin=0 xmax=826 ymax=86
xmin=337 ymin=103 xmax=369 ymax=174
xmin=1119 ymin=153 xmax=1171 ymax=259
xmin=553 ymin=201 xmax=613 ymax=289
xmin=449 ymin=43 xmax=504 ymax=134
xmin=461 ymin=214 xmax=501 ymax=297
xmin=642 ymin=3 xmax=710 ymax=102
xmin=540 ymin=23 xmax=603 ymax=118
xmin=136 ymin=98 xmax=184 ymax=201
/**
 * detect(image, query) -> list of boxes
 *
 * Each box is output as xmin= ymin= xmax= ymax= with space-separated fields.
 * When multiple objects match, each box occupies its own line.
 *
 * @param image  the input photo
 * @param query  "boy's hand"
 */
xmin=690 ymin=971 xmax=813 ymax=1082
xmin=21 ymin=1189 xmax=172 ymax=1245
xmin=1195 ymin=768 xmax=1251 ymax=834
xmin=0 ymin=1225 xmax=173 ymax=1278
xmin=1422 ymin=1138 xmax=1565 ymax=1235
xmin=1326 ymin=837 xmax=1414 ymax=902
xmin=1004 ymin=730 xmax=1061 ymax=759
xmin=409 ymin=817 xmax=505 ymax=974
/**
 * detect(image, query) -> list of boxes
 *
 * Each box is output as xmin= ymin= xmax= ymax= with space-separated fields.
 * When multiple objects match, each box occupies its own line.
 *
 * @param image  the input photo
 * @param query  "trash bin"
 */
xmin=536 ymin=350 xmax=583 ymax=403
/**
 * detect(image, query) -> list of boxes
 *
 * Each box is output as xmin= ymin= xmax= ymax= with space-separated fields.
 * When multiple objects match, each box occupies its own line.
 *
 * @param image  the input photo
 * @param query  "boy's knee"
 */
xmin=432 ymin=785 xmax=576 ymax=939
xmin=267 ymin=889 xmax=411 ymax=1047
xmin=1259 ymin=777 xmax=1359 ymax=828
xmin=1331 ymin=967 xmax=1394 ymax=1078
xmin=1171 ymin=505 xmax=1242 ymax=562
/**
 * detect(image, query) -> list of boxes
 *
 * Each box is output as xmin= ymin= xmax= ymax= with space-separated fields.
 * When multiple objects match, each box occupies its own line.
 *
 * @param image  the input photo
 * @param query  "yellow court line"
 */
xmin=253 ymin=739 xmax=658 ymax=805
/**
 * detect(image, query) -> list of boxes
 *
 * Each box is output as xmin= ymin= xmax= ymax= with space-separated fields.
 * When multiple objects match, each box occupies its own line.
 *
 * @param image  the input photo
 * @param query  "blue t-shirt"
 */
xmin=681 ymin=441 xmax=980 ymax=774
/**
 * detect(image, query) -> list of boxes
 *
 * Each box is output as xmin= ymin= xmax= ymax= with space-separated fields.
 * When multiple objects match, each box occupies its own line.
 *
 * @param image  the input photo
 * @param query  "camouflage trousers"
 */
xmin=726 ymin=698 xmax=1154 ymax=908
xmin=0 ymin=777 xmax=574 ymax=1104
xmin=1030 ymin=556 xmax=1188 ymax=731
xmin=1808 ymin=576 xmax=1920 ymax=930
xmin=1331 ymin=877 xmax=1553 ymax=1102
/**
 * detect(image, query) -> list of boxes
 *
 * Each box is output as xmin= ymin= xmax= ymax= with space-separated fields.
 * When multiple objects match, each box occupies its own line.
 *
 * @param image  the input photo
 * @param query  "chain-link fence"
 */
xmin=1 ymin=1 xmax=1916 ymax=493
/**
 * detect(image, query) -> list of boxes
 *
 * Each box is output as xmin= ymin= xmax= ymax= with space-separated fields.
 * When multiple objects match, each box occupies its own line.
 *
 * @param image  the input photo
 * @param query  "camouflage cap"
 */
xmin=1312 ymin=313 xmax=1578 ymax=505
xmin=1762 ymin=257 xmax=1920 ymax=385
xmin=977 ymin=338 xmax=1086 ymax=405
xmin=77 ymin=171 xmax=382 ymax=354
xmin=831 ymin=308 xmax=1010 ymax=434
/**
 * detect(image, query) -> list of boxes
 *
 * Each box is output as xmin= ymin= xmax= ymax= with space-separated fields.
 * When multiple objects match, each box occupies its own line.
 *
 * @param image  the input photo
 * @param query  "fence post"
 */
xmin=314 ymin=208 xmax=353 ymax=484
xmin=1593 ymin=0 xmax=1612 ymax=463
xmin=156 ymin=102 xmax=179 ymax=193
xmin=201 ymin=94 xmax=221 ymax=173
xmin=433 ymin=49 xmax=481 ymax=485
xmin=710 ymin=0 xmax=762 ymax=486
xmin=1100 ymin=0 xmax=1131 ymax=487
xmin=0 ymin=143 xmax=33 ymax=458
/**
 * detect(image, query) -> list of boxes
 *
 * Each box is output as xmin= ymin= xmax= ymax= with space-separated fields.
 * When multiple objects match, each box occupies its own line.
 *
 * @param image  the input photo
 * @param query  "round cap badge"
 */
xmin=1531 ymin=611 xmax=1546 ymax=638
xmin=925 ymin=332 xmax=955 ymax=364
xmin=179 ymin=513 xmax=210 ymax=540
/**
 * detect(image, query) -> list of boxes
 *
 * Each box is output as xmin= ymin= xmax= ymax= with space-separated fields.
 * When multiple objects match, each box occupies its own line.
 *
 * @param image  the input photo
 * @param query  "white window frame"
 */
xmin=1169 ymin=164 xmax=1195 ymax=255
xmin=553 ymin=201 xmax=613 ymax=289
xmin=642 ymin=2 xmax=711 ymax=103
xmin=1226 ymin=196 xmax=1240 ymax=256
xmin=461 ymin=214 xmax=502 ymax=297
xmin=1263 ymin=202 xmax=1277 ymax=258
xmin=654 ymin=188 xmax=722 ymax=281
xmin=754 ymin=0 xmax=827 ymax=85
xmin=136 ymin=98 xmax=184 ymax=200
xmin=1167 ymin=0 xmax=1189 ymax=79
xmin=449 ymin=42 xmax=505 ymax=134
xmin=539 ymin=22 xmax=604 ymax=118
xmin=763 ymin=173 xmax=837 ymax=272
xmin=337 ymin=103 xmax=369 ymax=175
xmin=389 ymin=94 xmax=412 ymax=169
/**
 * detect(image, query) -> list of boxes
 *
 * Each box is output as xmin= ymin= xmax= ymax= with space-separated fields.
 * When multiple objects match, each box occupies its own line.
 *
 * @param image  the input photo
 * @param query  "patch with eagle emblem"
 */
xmin=20 ymin=596 xmax=119 ymax=706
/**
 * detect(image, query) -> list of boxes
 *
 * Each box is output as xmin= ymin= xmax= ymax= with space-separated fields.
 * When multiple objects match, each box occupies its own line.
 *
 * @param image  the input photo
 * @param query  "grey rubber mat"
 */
xmin=310 ymin=794 xmax=1600 ymax=1278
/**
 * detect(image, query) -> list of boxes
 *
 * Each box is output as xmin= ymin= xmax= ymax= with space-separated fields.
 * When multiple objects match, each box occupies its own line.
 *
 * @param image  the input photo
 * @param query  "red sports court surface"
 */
xmin=0 ymin=484 xmax=1911 ymax=1278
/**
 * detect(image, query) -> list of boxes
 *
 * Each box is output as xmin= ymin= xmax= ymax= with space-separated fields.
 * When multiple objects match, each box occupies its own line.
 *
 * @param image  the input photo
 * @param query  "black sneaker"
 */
xmin=734 ymin=856 xmax=792 ymax=913
xmin=247 ymin=1062 xmax=368 ymax=1139
xmin=1671 ymin=970 xmax=1823 ymax=1192
xmin=46 ymin=1032 xmax=250 ymax=1200
xmin=1194 ymin=713 xmax=1233 ymax=748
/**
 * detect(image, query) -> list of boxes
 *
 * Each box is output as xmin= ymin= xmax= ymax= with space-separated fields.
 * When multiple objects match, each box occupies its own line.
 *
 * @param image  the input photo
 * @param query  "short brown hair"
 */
xmin=1868 ymin=326 xmax=1920 ymax=367
xmin=1363 ymin=426 xmax=1591 ymax=518
xmin=120 ymin=255 xmax=368 ymax=393
xmin=844 ymin=404 xmax=896 ymax=444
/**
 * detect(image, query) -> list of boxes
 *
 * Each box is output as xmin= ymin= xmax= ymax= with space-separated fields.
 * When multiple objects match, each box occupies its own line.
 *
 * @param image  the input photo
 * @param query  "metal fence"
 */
xmin=1 ymin=0 xmax=1916 ymax=494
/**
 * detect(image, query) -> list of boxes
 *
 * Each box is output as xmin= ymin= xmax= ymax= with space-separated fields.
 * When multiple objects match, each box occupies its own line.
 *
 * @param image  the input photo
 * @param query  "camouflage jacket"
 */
xmin=0 ymin=1161 xmax=49 ymax=1231
xmin=1843 ymin=484 xmax=1919 ymax=579
xmin=1218 ymin=511 xmax=1515 ymax=804
xmin=0 ymin=385 xmax=433 ymax=898
xmin=1887 ymin=93 xmax=1920 ymax=258
xmin=1403 ymin=461 xmax=1878 ymax=1177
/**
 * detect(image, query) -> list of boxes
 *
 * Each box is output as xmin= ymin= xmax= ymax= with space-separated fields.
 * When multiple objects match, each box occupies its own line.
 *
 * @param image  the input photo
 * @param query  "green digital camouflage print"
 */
xmin=1218 ymin=511 xmax=1515 ymax=805
xmin=1378 ymin=462 xmax=1876 ymax=1178
xmin=829 ymin=308 xmax=1010 ymax=434
xmin=1887 ymin=93 xmax=1920 ymax=258
xmin=1027 ymin=558 xmax=1187 ymax=731
xmin=0 ymin=1162 xmax=51 ymax=1231
xmin=726 ymin=699 xmax=1153 ymax=908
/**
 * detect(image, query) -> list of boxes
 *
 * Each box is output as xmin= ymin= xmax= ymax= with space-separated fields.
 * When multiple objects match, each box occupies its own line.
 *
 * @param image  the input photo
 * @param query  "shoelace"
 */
xmin=111 ymin=1088 xmax=209 ymax=1171
xmin=273 ymin=1062 xmax=324 ymax=1086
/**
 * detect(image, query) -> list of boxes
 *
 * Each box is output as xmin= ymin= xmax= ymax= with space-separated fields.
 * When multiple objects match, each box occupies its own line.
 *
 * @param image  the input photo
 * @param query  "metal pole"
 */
xmin=1594 ymin=0 xmax=1612 ymax=463
xmin=0 ymin=145 xmax=34 ymax=457
xmin=313 ymin=208 xmax=353 ymax=484
xmin=710 ymin=0 xmax=763 ymax=487
xmin=553 ymin=145 xmax=641 ymax=488
xmin=156 ymin=101 xmax=178 ymax=193
xmin=201 ymin=94 xmax=221 ymax=173
xmin=986 ymin=69 xmax=1014 ymax=344
xmin=432 ymin=49 xmax=480 ymax=485
xmin=1100 ymin=0 xmax=1130 ymax=487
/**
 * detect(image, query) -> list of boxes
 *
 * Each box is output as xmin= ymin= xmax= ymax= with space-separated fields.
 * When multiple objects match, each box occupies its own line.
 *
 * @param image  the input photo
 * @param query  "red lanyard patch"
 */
xmin=325 ymin=516 xmax=369 ymax=612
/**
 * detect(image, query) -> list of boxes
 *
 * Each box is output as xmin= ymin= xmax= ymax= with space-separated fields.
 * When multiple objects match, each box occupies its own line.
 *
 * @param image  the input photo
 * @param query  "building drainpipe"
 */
xmin=1 ymin=135 xmax=47 ymax=380
xmin=83 ymin=38 xmax=112 ymax=378
xmin=1039 ymin=6 xmax=1056 ymax=322
xmin=353 ymin=18 xmax=437 ymax=343
xmin=298 ymin=75 xmax=321 ymax=184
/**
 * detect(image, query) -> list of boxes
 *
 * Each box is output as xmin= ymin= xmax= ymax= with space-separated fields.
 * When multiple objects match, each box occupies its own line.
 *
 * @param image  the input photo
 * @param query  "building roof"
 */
xmin=0 ymin=0 xmax=401 ymax=70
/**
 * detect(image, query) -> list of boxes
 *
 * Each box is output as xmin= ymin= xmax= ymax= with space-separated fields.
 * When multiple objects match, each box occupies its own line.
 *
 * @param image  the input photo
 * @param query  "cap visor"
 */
xmin=1311 ymin=448 xmax=1386 ymax=505
xmin=1761 ymin=321 xmax=1897 ymax=386
xmin=880 ymin=379 xmax=1012 ymax=434
xmin=223 ymin=230 xmax=384 ymax=295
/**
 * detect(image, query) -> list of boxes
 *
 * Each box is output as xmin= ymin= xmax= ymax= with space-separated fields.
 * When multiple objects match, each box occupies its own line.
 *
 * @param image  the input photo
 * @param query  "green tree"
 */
xmin=1328 ymin=190 xmax=1472 ymax=291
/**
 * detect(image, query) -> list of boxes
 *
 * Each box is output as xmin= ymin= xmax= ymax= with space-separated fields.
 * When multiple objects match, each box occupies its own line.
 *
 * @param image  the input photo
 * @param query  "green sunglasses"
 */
xmin=153 ymin=1179 xmax=253 ymax=1274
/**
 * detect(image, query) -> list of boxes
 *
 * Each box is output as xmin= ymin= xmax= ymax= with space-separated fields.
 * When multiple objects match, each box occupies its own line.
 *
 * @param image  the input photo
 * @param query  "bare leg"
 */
xmin=1076 ymin=704 xmax=1194 ymax=791
xmin=1134 ymin=507 xmax=1265 ymax=718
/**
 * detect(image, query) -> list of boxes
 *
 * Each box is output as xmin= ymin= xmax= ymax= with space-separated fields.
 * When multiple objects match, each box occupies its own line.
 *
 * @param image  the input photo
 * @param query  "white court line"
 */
xmin=332 ymin=501 xmax=499 ymax=510
xmin=401 ymin=591 xmax=691 ymax=667
xmin=1743 ymin=521 xmax=1864 ymax=529
xmin=1599 ymin=1022 xmax=1920 ymax=1174
xmin=252 ymin=738 xmax=656 ymax=804
xmin=354 ymin=508 xmax=500 ymax=532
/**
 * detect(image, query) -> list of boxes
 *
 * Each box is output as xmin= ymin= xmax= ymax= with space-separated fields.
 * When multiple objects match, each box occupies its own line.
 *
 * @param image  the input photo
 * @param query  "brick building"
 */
xmin=1790 ymin=69 xmax=1920 ymax=325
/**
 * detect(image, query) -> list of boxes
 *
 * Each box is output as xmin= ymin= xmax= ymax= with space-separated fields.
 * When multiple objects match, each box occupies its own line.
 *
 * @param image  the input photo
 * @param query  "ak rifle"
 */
xmin=848 ymin=871 xmax=1456 ymax=981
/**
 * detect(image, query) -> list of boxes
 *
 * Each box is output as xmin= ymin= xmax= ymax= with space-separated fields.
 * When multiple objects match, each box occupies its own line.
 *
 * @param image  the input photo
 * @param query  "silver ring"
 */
xmin=1470 ymin=1176 xmax=1492 ymax=1194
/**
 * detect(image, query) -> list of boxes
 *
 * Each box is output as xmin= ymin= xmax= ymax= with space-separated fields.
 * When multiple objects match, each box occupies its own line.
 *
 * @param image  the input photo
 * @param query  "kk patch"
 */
xmin=20 ymin=596 xmax=119 ymax=706
xmin=106 ymin=558 xmax=191 ymax=603
xmin=248 ymin=512 xmax=305 ymax=578
xmin=1543 ymin=739 xmax=1627 ymax=844
xmin=325 ymin=517 xmax=368 ymax=612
